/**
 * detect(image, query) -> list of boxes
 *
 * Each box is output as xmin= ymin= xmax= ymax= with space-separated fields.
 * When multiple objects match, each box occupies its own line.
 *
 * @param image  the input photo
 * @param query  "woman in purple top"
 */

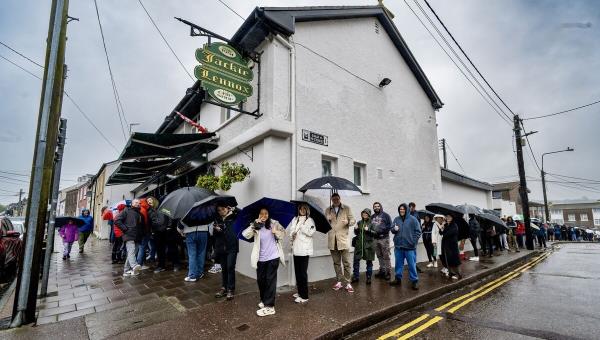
xmin=59 ymin=220 xmax=79 ymax=260
xmin=242 ymin=208 xmax=285 ymax=317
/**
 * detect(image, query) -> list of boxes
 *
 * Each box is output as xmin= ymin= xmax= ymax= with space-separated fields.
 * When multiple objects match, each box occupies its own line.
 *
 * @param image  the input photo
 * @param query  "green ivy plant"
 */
xmin=196 ymin=162 xmax=251 ymax=191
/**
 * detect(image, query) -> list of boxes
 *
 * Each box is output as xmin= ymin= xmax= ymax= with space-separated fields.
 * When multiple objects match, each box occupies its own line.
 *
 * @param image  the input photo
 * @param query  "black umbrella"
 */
xmin=291 ymin=200 xmax=331 ymax=234
xmin=426 ymin=203 xmax=470 ymax=240
xmin=158 ymin=187 xmax=214 ymax=219
xmin=54 ymin=217 xmax=85 ymax=229
xmin=425 ymin=203 xmax=465 ymax=217
xmin=478 ymin=213 xmax=506 ymax=229
xmin=455 ymin=204 xmax=482 ymax=215
xmin=417 ymin=209 xmax=435 ymax=220
xmin=182 ymin=195 xmax=238 ymax=226
xmin=298 ymin=176 xmax=362 ymax=196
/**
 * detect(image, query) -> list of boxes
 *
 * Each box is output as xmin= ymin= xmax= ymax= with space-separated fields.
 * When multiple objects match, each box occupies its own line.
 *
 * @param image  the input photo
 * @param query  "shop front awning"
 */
xmin=106 ymin=159 xmax=173 ymax=186
xmin=118 ymin=132 xmax=217 ymax=160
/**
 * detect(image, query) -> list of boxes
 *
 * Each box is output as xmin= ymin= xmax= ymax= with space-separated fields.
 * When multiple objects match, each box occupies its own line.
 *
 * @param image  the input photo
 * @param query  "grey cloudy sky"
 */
xmin=1 ymin=0 xmax=599 ymax=205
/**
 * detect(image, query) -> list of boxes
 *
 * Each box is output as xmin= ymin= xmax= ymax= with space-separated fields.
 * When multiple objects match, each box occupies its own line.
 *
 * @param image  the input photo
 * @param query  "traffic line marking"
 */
xmin=396 ymin=316 xmax=444 ymax=340
xmin=377 ymin=314 xmax=431 ymax=340
xmin=377 ymin=251 xmax=552 ymax=339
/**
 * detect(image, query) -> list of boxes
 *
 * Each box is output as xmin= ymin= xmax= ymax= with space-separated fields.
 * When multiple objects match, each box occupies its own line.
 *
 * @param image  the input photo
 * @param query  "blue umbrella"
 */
xmin=233 ymin=197 xmax=296 ymax=242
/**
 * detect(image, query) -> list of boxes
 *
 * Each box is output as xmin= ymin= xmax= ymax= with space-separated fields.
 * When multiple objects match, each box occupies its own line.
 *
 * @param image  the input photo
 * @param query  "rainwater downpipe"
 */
xmin=274 ymin=34 xmax=296 ymax=289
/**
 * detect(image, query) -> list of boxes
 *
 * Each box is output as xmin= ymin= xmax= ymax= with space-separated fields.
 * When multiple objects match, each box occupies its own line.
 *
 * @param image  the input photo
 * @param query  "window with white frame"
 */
xmin=322 ymin=158 xmax=334 ymax=177
xmin=220 ymin=103 xmax=242 ymax=124
xmin=595 ymin=219 xmax=600 ymax=226
xmin=580 ymin=214 xmax=588 ymax=221
xmin=492 ymin=191 xmax=502 ymax=199
xmin=568 ymin=214 xmax=576 ymax=222
xmin=353 ymin=162 xmax=366 ymax=188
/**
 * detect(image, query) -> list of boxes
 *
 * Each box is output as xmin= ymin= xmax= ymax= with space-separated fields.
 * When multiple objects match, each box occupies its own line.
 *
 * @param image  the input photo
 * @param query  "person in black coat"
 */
xmin=115 ymin=199 xmax=143 ymax=277
xmin=440 ymin=214 xmax=461 ymax=280
xmin=213 ymin=202 xmax=239 ymax=301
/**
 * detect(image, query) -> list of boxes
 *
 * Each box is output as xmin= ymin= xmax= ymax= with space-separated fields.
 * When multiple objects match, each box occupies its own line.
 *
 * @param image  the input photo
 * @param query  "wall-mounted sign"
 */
xmin=302 ymin=129 xmax=328 ymax=146
xmin=194 ymin=42 xmax=254 ymax=106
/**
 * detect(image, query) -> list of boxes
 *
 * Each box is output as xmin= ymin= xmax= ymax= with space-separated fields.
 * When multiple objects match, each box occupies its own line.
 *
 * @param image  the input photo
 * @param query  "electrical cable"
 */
xmin=523 ymin=98 xmax=600 ymax=120
xmin=137 ymin=0 xmax=194 ymax=81
xmin=403 ymin=0 xmax=512 ymax=126
xmin=0 ymin=40 xmax=44 ymax=68
xmin=422 ymin=0 xmax=516 ymax=117
xmin=215 ymin=0 xmax=245 ymax=20
xmin=444 ymin=140 xmax=466 ymax=174
xmin=0 ymin=51 xmax=121 ymax=153
xmin=414 ymin=0 xmax=513 ymax=123
xmin=545 ymin=172 xmax=600 ymax=184
xmin=93 ymin=0 xmax=129 ymax=141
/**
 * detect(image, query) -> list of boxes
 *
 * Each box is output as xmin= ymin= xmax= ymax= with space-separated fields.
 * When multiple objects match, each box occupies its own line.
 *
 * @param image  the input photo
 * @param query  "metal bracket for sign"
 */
xmin=175 ymin=17 xmax=263 ymax=119
xmin=236 ymin=146 xmax=254 ymax=162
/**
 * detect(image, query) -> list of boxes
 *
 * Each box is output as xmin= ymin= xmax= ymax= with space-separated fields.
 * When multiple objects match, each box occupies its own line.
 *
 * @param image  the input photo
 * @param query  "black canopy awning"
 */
xmin=118 ymin=132 xmax=216 ymax=160
xmin=106 ymin=159 xmax=173 ymax=186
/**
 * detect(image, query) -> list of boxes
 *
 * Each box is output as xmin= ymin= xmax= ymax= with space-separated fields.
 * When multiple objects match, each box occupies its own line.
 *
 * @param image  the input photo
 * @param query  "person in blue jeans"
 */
xmin=389 ymin=203 xmax=421 ymax=290
xmin=180 ymin=222 xmax=209 ymax=282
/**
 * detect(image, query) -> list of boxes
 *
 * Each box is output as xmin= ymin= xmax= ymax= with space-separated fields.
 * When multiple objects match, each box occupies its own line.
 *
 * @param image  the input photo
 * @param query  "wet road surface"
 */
xmin=349 ymin=243 xmax=600 ymax=340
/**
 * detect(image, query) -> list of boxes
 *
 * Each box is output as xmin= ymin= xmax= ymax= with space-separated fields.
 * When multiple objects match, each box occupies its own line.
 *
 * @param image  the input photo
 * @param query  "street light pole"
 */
xmin=541 ymin=147 xmax=574 ymax=223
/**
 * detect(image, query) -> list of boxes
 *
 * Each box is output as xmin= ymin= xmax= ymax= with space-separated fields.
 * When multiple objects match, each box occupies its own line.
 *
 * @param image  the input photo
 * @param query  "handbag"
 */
xmin=487 ymin=226 xmax=497 ymax=237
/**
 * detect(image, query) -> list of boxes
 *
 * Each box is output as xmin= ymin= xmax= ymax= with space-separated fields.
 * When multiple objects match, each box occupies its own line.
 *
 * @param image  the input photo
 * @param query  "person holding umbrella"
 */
xmin=467 ymin=214 xmax=481 ymax=262
xmin=440 ymin=214 xmax=462 ymax=280
xmin=242 ymin=207 xmax=286 ymax=317
xmin=59 ymin=219 xmax=79 ymax=260
xmin=287 ymin=203 xmax=316 ymax=303
xmin=390 ymin=203 xmax=421 ymax=290
xmin=325 ymin=193 xmax=356 ymax=293
xmin=352 ymin=208 xmax=377 ymax=284
xmin=213 ymin=202 xmax=239 ymax=301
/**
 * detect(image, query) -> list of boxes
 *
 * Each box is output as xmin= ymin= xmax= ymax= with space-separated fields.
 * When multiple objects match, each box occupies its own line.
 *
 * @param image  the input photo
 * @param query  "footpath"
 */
xmin=0 ymin=237 xmax=539 ymax=340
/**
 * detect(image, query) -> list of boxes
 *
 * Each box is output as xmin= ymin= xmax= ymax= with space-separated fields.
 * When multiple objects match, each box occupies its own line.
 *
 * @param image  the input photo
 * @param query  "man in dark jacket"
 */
xmin=371 ymin=202 xmax=392 ymax=280
xmin=78 ymin=208 xmax=94 ymax=253
xmin=213 ymin=202 xmax=238 ymax=300
xmin=390 ymin=203 xmax=421 ymax=290
xmin=115 ymin=199 xmax=143 ymax=277
xmin=468 ymin=214 xmax=481 ymax=261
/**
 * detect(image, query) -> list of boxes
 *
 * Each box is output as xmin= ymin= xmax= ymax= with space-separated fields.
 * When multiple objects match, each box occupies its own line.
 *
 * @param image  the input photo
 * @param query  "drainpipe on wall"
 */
xmin=274 ymin=34 xmax=296 ymax=288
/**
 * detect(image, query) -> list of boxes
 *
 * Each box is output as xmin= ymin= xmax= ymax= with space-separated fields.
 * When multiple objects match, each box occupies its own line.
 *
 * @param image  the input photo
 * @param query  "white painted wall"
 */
xmin=200 ymin=17 xmax=443 ymax=286
xmin=94 ymin=162 xmax=137 ymax=239
xmin=441 ymin=179 xmax=492 ymax=209
xmin=492 ymin=198 xmax=517 ymax=218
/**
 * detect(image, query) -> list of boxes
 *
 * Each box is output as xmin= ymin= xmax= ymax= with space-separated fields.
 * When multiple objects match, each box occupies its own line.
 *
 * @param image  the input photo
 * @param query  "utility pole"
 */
xmin=440 ymin=138 xmax=447 ymax=169
xmin=11 ymin=0 xmax=70 ymax=326
xmin=513 ymin=115 xmax=534 ymax=250
xmin=40 ymin=117 xmax=67 ymax=297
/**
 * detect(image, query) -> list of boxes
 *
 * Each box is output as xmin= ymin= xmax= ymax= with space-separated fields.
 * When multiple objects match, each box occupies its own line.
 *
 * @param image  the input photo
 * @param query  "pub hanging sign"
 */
xmin=194 ymin=42 xmax=254 ymax=106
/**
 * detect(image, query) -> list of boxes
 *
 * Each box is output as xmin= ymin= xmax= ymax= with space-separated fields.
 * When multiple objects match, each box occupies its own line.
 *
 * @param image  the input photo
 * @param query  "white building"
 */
xmin=176 ymin=6 xmax=445 ymax=285
xmin=440 ymin=168 xmax=493 ymax=209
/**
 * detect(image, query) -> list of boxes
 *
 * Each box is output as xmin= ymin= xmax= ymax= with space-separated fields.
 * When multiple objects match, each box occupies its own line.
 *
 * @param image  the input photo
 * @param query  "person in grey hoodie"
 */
xmin=390 ymin=203 xmax=422 ymax=290
xmin=371 ymin=202 xmax=392 ymax=280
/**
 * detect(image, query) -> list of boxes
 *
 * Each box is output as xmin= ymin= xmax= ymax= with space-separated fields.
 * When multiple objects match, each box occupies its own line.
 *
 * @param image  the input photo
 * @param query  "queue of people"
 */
xmin=77 ymin=193 xmax=600 ymax=319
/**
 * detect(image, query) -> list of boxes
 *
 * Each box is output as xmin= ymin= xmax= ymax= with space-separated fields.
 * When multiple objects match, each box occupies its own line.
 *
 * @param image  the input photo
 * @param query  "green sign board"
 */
xmin=194 ymin=42 xmax=253 ymax=106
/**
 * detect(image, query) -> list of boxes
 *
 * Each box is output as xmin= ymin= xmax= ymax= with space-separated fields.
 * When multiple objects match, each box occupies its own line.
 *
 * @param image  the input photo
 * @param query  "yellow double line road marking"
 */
xmin=377 ymin=252 xmax=552 ymax=340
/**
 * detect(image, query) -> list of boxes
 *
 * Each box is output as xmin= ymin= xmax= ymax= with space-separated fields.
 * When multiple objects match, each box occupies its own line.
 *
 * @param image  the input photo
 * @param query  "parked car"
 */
xmin=0 ymin=217 xmax=24 ymax=281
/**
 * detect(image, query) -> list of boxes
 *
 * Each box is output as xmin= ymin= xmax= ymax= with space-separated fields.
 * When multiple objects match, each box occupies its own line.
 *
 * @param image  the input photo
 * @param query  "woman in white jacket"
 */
xmin=432 ymin=214 xmax=445 ymax=270
xmin=287 ymin=203 xmax=316 ymax=303
xmin=242 ymin=208 xmax=285 ymax=317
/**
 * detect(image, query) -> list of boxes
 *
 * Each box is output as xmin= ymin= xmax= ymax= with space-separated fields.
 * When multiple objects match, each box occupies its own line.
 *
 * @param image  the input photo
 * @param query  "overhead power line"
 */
xmin=93 ymin=0 xmax=129 ymax=141
xmin=546 ymin=172 xmax=600 ymax=184
xmin=403 ymin=0 xmax=512 ymax=126
xmin=215 ymin=0 xmax=245 ymax=20
xmin=0 ymin=41 xmax=44 ymax=68
xmin=422 ymin=0 xmax=516 ymax=118
xmin=0 ymin=175 xmax=29 ymax=183
xmin=0 ymin=170 xmax=29 ymax=177
xmin=137 ymin=0 xmax=194 ymax=81
xmin=0 ymin=51 xmax=120 ymax=153
xmin=523 ymin=98 xmax=600 ymax=120
xmin=444 ymin=140 xmax=466 ymax=174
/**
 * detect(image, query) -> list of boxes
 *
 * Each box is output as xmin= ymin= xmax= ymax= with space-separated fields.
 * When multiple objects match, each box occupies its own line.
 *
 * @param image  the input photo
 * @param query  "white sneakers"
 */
xmin=441 ymin=267 xmax=449 ymax=277
xmin=469 ymin=256 xmax=480 ymax=262
xmin=132 ymin=264 xmax=141 ymax=275
xmin=346 ymin=284 xmax=354 ymax=293
xmin=184 ymin=276 xmax=197 ymax=282
xmin=208 ymin=264 xmax=222 ymax=274
xmin=294 ymin=297 xmax=309 ymax=303
xmin=256 ymin=307 xmax=276 ymax=317
xmin=258 ymin=302 xmax=265 ymax=309
xmin=140 ymin=265 xmax=150 ymax=270
xmin=426 ymin=262 xmax=434 ymax=268
xmin=122 ymin=271 xmax=132 ymax=277
xmin=292 ymin=293 xmax=299 ymax=298
xmin=434 ymin=261 xmax=438 ymax=268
